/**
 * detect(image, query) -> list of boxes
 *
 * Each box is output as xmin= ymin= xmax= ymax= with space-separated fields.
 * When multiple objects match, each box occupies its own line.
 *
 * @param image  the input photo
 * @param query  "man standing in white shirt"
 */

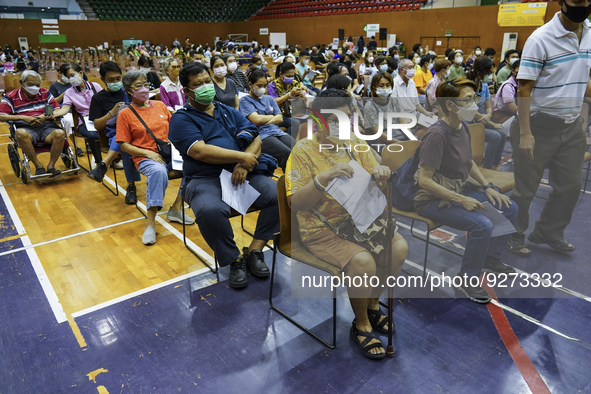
xmin=392 ymin=59 xmax=434 ymax=138
xmin=508 ymin=0 xmax=591 ymax=255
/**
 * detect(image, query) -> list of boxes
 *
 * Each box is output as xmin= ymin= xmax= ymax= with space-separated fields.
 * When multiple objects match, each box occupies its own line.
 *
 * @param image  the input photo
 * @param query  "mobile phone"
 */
xmin=44 ymin=104 xmax=53 ymax=117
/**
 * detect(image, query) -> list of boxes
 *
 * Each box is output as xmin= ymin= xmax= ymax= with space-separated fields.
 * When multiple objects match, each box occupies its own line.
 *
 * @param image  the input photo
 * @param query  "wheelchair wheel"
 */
xmin=20 ymin=167 xmax=28 ymax=184
xmin=7 ymin=144 xmax=20 ymax=177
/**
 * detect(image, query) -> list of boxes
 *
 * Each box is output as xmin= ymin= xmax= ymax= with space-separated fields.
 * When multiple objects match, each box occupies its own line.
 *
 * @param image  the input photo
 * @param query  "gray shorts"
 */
xmin=13 ymin=120 xmax=61 ymax=144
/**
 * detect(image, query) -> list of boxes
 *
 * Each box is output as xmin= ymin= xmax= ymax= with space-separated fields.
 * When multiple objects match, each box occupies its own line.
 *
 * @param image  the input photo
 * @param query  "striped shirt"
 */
xmin=518 ymin=12 xmax=591 ymax=123
xmin=0 ymin=87 xmax=59 ymax=117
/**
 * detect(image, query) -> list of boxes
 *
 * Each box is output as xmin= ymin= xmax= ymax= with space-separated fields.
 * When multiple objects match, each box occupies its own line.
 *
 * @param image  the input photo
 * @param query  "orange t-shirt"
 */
xmin=116 ymin=101 xmax=172 ymax=169
xmin=413 ymin=68 xmax=433 ymax=94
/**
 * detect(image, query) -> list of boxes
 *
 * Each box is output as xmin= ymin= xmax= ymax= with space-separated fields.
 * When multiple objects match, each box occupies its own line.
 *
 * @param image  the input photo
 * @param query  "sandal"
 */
xmin=528 ymin=233 xmax=575 ymax=253
xmin=47 ymin=168 xmax=61 ymax=177
xmin=505 ymin=238 xmax=532 ymax=257
xmin=35 ymin=167 xmax=46 ymax=176
xmin=367 ymin=307 xmax=392 ymax=335
xmin=349 ymin=320 xmax=386 ymax=360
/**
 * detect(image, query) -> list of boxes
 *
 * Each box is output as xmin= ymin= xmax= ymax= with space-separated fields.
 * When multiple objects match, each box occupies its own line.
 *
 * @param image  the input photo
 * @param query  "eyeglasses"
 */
xmin=131 ymin=83 xmax=150 ymax=89
xmin=455 ymin=96 xmax=481 ymax=106
xmin=169 ymin=65 xmax=181 ymax=69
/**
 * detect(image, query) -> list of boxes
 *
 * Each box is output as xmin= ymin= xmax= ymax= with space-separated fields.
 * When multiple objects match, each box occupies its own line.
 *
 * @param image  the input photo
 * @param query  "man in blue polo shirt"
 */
xmin=169 ymin=62 xmax=279 ymax=289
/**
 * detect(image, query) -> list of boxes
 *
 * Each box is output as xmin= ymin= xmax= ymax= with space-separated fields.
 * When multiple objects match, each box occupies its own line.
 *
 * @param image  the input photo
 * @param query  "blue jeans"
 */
xmin=108 ymin=136 xmax=140 ymax=183
xmin=184 ymin=174 xmax=279 ymax=267
xmin=421 ymin=190 xmax=518 ymax=277
xmin=483 ymin=127 xmax=508 ymax=169
xmin=137 ymin=159 xmax=183 ymax=210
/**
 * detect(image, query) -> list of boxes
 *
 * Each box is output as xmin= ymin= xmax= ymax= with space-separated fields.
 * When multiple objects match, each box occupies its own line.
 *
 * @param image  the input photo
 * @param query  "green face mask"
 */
xmin=483 ymin=74 xmax=493 ymax=84
xmin=107 ymin=81 xmax=123 ymax=91
xmin=192 ymin=83 xmax=216 ymax=105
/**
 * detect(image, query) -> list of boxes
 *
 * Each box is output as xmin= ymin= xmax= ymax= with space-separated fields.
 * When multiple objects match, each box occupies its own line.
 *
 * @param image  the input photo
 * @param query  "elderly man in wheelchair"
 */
xmin=0 ymin=70 xmax=73 ymax=180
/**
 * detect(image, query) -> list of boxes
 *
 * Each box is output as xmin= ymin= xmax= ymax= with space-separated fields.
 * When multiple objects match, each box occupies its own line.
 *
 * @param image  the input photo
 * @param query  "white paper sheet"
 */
xmin=355 ymin=83 xmax=364 ymax=95
xmin=417 ymin=113 xmax=438 ymax=128
xmin=476 ymin=201 xmax=516 ymax=237
xmin=171 ymin=144 xmax=183 ymax=171
xmin=325 ymin=160 xmax=387 ymax=233
xmin=83 ymin=116 xmax=97 ymax=132
xmin=219 ymin=169 xmax=261 ymax=216
xmin=238 ymin=91 xmax=249 ymax=100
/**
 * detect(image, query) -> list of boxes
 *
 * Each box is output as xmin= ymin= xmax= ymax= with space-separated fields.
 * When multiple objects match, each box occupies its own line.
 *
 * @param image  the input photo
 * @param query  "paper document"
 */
xmin=83 ymin=116 xmax=97 ymax=132
xmin=238 ymin=91 xmax=249 ymax=100
xmin=171 ymin=144 xmax=183 ymax=171
xmin=476 ymin=201 xmax=516 ymax=237
xmin=219 ymin=169 xmax=261 ymax=216
xmin=306 ymin=69 xmax=320 ymax=80
xmin=325 ymin=160 xmax=387 ymax=233
xmin=174 ymin=105 xmax=184 ymax=111
xmin=355 ymin=83 xmax=364 ymax=95
xmin=417 ymin=113 xmax=438 ymax=128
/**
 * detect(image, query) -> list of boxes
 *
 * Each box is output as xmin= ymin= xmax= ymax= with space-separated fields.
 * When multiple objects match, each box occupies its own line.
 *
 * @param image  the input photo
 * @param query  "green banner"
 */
xmin=38 ymin=34 xmax=67 ymax=43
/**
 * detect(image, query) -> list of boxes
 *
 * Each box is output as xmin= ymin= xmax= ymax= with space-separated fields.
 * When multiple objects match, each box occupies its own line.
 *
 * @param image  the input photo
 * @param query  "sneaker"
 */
xmin=142 ymin=226 xmax=156 ymax=245
xmin=76 ymin=148 xmax=85 ymax=157
xmin=166 ymin=207 xmax=195 ymax=225
xmin=229 ymin=257 xmax=248 ymax=289
xmin=454 ymin=281 xmax=491 ymax=304
xmin=483 ymin=256 xmax=515 ymax=274
xmin=111 ymin=160 xmax=124 ymax=170
xmin=125 ymin=184 xmax=137 ymax=205
xmin=87 ymin=162 xmax=107 ymax=182
xmin=242 ymin=247 xmax=270 ymax=278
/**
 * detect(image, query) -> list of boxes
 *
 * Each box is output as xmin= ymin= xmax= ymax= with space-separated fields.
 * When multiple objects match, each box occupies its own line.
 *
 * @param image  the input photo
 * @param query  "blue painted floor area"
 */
xmin=1 ymin=142 xmax=591 ymax=393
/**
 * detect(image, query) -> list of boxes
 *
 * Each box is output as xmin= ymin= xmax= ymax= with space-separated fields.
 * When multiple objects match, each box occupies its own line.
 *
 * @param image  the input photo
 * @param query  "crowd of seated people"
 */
xmin=4 ymin=33 xmax=587 ymax=363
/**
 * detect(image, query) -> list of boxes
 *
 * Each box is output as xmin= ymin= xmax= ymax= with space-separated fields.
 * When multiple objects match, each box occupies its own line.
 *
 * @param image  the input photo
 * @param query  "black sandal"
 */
xmin=35 ymin=167 xmax=46 ymax=176
xmin=505 ymin=238 xmax=532 ymax=257
xmin=528 ymin=233 xmax=575 ymax=253
xmin=47 ymin=168 xmax=61 ymax=177
xmin=349 ymin=320 xmax=386 ymax=360
xmin=367 ymin=307 xmax=392 ymax=335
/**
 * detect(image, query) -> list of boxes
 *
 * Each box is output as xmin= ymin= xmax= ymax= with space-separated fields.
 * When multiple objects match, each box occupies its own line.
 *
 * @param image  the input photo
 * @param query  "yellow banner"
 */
xmin=497 ymin=3 xmax=548 ymax=27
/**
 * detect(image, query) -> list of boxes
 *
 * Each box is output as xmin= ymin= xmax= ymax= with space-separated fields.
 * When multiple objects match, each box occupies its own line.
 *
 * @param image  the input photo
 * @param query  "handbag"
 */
xmin=311 ymin=208 xmax=391 ymax=257
xmin=128 ymin=105 xmax=172 ymax=164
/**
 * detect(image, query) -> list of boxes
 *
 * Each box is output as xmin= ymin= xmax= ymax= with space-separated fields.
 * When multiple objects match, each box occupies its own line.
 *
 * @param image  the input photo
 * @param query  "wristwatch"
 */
xmin=483 ymin=182 xmax=498 ymax=192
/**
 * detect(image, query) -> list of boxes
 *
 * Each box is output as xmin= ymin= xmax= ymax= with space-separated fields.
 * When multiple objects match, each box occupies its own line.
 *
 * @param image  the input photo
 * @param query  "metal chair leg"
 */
xmin=409 ymin=219 xmax=464 ymax=258
xmin=101 ymin=164 xmax=119 ymax=196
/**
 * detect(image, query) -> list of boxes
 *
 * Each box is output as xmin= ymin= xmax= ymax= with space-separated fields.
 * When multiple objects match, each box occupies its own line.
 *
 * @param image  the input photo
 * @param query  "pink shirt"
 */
xmin=63 ymin=81 xmax=102 ymax=123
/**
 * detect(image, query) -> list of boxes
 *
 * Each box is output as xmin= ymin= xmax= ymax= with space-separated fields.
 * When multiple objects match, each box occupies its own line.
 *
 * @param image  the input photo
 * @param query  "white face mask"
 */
xmin=454 ymin=57 xmax=463 ymax=65
xmin=69 ymin=74 xmax=84 ymax=87
xmin=302 ymin=59 xmax=309 ymax=66
xmin=60 ymin=75 xmax=69 ymax=84
xmin=376 ymin=88 xmax=392 ymax=97
xmin=379 ymin=64 xmax=388 ymax=73
xmin=23 ymin=85 xmax=40 ymax=96
xmin=253 ymin=87 xmax=266 ymax=97
xmin=427 ymin=63 xmax=434 ymax=70
xmin=414 ymin=57 xmax=420 ymax=64
xmin=443 ymin=69 xmax=450 ymax=78
xmin=227 ymin=62 xmax=238 ymax=72
xmin=368 ymin=56 xmax=374 ymax=63
xmin=454 ymin=101 xmax=479 ymax=122
xmin=509 ymin=57 xmax=519 ymax=65
xmin=327 ymin=122 xmax=346 ymax=144
xmin=394 ymin=54 xmax=399 ymax=60
xmin=475 ymin=50 xmax=482 ymax=56
xmin=214 ymin=65 xmax=227 ymax=78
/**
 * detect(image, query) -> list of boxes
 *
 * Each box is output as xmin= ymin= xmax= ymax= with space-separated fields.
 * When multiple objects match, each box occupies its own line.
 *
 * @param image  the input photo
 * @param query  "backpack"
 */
xmin=391 ymin=121 xmax=452 ymax=211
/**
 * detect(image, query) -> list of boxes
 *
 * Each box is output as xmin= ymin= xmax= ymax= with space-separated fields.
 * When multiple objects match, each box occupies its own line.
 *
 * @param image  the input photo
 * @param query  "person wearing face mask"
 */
xmin=245 ymin=55 xmax=271 ymax=80
xmin=415 ymin=77 xmax=519 ymax=304
xmin=425 ymin=59 xmax=451 ymax=115
xmin=116 ymin=70 xmax=195 ymax=245
xmin=209 ymin=55 xmax=239 ymax=109
xmin=447 ymin=50 xmax=465 ymax=80
xmin=507 ymin=0 xmax=591 ymax=256
xmin=374 ymin=56 xmax=389 ymax=78
xmin=225 ymin=55 xmax=250 ymax=93
xmin=267 ymin=62 xmax=306 ymax=136
xmin=492 ymin=60 xmax=520 ymax=125
xmin=413 ymin=55 xmax=433 ymax=105
xmin=339 ymin=53 xmax=360 ymax=94
xmin=239 ymin=70 xmax=294 ymax=172
xmin=53 ymin=63 xmax=104 ymax=167
xmin=159 ymin=57 xmax=186 ymax=113
xmin=168 ymin=62 xmax=279 ymax=289
xmin=286 ymin=88 xmax=408 ymax=360
xmin=467 ymin=57 xmax=506 ymax=171
xmin=392 ymin=59 xmax=435 ymax=138
xmin=359 ymin=51 xmax=377 ymax=76
xmin=364 ymin=72 xmax=407 ymax=145
xmin=295 ymin=50 xmax=321 ymax=96
xmin=409 ymin=51 xmax=422 ymax=74
xmin=138 ymin=56 xmax=161 ymax=91
xmin=86 ymin=61 xmax=141 ymax=200
xmin=466 ymin=46 xmax=482 ymax=73
xmin=495 ymin=49 xmax=520 ymax=90
xmin=0 ymin=70 xmax=65 ymax=176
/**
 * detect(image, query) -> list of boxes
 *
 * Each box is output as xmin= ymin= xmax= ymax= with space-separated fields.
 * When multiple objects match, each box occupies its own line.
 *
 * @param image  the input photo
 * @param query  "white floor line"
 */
xmin=0 ymin=178 xmax=67 ymax=323
xmin=71 ymin=266 xmax=212 ymax=318
xmin=0 ymin=216 xmax=146 ymax=258
xmin=102 ymin=174 xmax=216 ymax=266
xmin=402 ymin=259 xmax=586 ymax=345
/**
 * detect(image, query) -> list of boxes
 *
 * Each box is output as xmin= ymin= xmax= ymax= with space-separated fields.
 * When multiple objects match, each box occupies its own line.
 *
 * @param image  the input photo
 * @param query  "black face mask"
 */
xmin=562 ymin=1 xmax=591 ymax=23
xmin=344 ymin=60 xmax=352 ymax=67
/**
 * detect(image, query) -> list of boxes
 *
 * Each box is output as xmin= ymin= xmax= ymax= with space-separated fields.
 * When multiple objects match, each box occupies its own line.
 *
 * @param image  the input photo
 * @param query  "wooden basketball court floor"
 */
xmin=1 ymin=120 xmax=591 ymax=393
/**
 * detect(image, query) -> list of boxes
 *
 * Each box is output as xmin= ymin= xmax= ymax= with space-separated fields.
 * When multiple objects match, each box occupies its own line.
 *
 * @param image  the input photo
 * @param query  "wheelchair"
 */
xmin=7 ymin=119 xmax=80 ymax=184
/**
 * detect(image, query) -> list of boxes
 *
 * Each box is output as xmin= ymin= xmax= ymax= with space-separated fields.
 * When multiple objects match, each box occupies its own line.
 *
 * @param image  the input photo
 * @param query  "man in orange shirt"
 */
xmin=413 ymin=55 xmax=433 ymax=106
